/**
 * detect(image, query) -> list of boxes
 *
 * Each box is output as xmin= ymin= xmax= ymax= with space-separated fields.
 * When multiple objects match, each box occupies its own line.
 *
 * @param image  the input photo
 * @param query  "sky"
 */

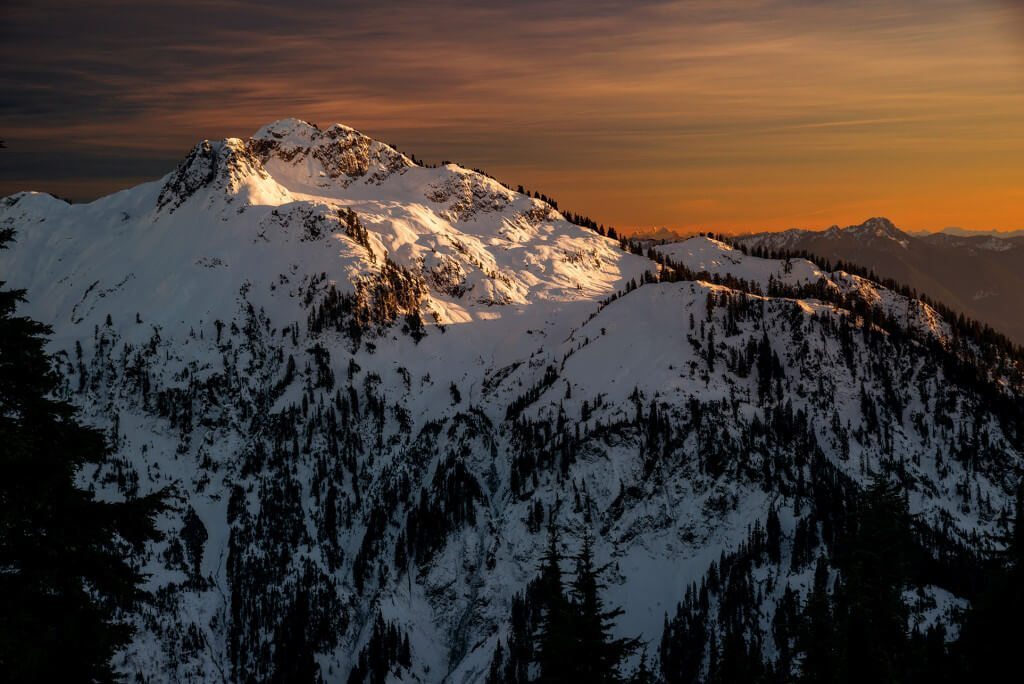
xmin=2 ymin=0 xmax=1023 ymax=235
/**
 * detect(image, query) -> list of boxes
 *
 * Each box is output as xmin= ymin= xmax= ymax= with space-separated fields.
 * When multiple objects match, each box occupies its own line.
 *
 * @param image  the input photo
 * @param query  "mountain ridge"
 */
xmin=735 ymin=218 xmax=1024 ymax=345
xmin=1 ymin=121 xmax=1022 ymax=682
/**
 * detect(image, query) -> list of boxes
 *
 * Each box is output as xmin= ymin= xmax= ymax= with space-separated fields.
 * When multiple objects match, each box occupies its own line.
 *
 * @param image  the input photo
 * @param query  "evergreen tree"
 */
xmin=270 ymin=584 xmax=320 ymax=683
xmin=0 ymin=229 xmax=166 ymax=682
xmin=503 ymin=592 xmax=535 ymax=684
xmin=486 ymin=640 xmax=506 ymax=684
xmin=799 ymin=556 xmax=834 ymax=683
xmin=957 ymin=482 xmax=1024 ymax=680
xmin=347 ymin=613 xmax=412 ymax=684
xmin=569 ymin=533 xmax=639 ymax=683
xmin=631 ymin=649 xmax=654 ymax=684
xmin=534 ymin=513 xmax=576 ymax=683
xmin=833 ymin=478 xmax=912 ymax=684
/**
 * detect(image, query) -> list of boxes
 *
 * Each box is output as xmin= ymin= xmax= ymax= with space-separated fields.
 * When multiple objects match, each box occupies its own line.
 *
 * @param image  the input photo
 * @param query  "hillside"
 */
xmin=736 ymin=218 xmax=1024 ymax=345
xmin=1 ymin=120 xmax=1022 ymax=683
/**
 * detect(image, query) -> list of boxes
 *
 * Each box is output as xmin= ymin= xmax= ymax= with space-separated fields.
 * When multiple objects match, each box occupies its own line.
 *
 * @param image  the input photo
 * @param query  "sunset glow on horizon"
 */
xmin=2 ymin=0 xmax=1023 ymax=235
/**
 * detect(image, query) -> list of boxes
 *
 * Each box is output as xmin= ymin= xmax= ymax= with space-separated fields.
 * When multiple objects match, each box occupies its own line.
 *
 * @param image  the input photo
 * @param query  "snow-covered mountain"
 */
xmin=925 ymin=226 xmax=1024 ymax=240
xmin=736 ymin=218 xmax=1024 ymax=344
xmin=2 ymin=120 xmax=1022 ymax=682
xmin=743 ymin=217 xmax=913 ymax=251
xmin=741 ymin=217 xmax=1022 ymax=254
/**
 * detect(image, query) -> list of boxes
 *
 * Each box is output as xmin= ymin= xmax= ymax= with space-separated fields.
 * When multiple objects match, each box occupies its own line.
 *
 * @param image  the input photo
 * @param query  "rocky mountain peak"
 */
xmin=250 ymin=118 xmax=414 ymax=185
xmin=844 ymin=216 xmax=909 ymax=242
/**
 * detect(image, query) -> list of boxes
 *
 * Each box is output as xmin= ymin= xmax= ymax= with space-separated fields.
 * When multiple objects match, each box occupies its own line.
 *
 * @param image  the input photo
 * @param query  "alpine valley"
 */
xmin=2 ymin=119 xmax=1022 ymax=683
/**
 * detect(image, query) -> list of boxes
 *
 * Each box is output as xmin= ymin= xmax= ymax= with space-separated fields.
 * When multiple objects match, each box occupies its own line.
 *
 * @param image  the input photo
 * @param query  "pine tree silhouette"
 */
xmin=957 ymin=481 xmax=1024 ymax=680
xmin=534 ymin=512 xmax=576 ymax=682
xmin=0 ymin=228 xmax=166 ymax=682
xmin=569 ymin=532 xmax=640 ymax=683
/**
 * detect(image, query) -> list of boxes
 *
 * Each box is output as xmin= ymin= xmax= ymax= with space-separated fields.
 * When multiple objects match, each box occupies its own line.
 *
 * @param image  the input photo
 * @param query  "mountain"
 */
xmin=735 ymin=218 xmax=1024 ymax=345
xmin=627 ymin=226 xmax=694 ymax=242
xmin=928 ymin=226 xmax=1024 ymax=239
xmin=2 ymin=120 xmax=1022 ymax=682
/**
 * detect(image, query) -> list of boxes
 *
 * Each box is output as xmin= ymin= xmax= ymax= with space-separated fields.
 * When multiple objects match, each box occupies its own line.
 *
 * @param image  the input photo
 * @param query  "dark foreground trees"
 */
xmin=0 ymin=228 xmax=165 ymax=682
xmin=956 ymin=483 xmax=1024 ymax=680
xmin=488 ymin=513 xmax=641 ymax=683
xmin=660 ymin=469 xmax=1024 ymax=684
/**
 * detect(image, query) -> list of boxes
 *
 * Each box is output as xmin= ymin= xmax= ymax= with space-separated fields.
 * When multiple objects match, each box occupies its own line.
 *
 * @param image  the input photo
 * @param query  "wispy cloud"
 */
xmin=2 ymin=0 xmax=1022 ymax=232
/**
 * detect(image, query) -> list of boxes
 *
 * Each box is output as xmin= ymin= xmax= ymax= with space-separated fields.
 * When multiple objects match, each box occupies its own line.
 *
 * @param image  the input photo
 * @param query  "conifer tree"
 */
xmin=957 ymin=482 xmax=1024 ymax=680
xmin=270 ymin=584 xmax=320 ymax=683
xmin=833 ymin=477 xmax=912 ymax=684
xmin=535 ymin=512 xmax=576 ymax=682
xmin=799 ymin=556 xmax=834 ymax=683
xmin=569 ymin=532 xmax=639 ymax=683
xmin=631 ymin=649 xmax=654 ymax=684
xmin=486 ymin=640 xmax=506 ymax=684
xmin=0 ymin=229 xmax=165 ymax=682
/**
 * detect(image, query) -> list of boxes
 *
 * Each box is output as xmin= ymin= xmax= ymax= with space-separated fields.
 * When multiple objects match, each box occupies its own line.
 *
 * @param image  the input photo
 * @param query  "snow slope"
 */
xmin=656 ymin=236 xmax=949 ymax=340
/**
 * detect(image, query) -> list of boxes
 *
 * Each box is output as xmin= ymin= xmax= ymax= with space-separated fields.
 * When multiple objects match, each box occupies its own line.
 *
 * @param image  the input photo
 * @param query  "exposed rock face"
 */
xmin=250 ymin=118 xmax=413 ymax=187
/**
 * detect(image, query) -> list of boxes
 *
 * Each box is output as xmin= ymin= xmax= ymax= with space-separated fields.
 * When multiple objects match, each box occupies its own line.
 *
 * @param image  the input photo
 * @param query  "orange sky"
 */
xmin=2 ymin=0 xmax=1023 ymax=234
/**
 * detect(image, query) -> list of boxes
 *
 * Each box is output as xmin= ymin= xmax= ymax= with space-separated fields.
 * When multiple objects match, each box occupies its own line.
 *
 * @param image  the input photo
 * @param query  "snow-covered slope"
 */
xmin=1 ymin=121 xmax=1022 ymax=682
xmin=656 ymin=236 xmax=830 ymax=287
xmin=656 ymin=236 xmax=949 ymax=341
xmin=735 ymin=218 xmax=1024 ymax=346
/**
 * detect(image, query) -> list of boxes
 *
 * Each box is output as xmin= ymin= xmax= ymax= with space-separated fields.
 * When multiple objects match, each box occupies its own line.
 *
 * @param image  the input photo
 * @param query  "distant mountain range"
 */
xmin=627 ymin=226 xmax=694 ymax=241
xmin=735 ymin=217 xmax=1024 ymax=344
xmin=916 ymin=226 xmax=1024 ymax=239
